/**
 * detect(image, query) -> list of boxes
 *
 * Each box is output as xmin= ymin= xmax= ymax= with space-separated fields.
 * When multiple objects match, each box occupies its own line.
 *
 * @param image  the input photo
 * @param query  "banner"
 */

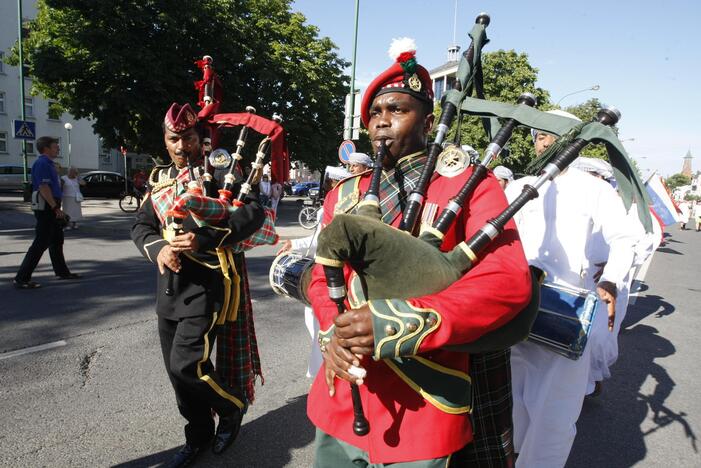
xmin=645 ymin=173 xmax=682 ymax=226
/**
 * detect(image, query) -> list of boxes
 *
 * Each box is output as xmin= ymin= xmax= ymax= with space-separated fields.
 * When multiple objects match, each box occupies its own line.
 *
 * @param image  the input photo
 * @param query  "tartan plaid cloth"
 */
xmin=151 ymin=168 xmax=278 ymax=252
xmin=453 ymin=350 xmax=515 ymax=468
xmin=372 ymin=154 xmax=426 ymax=223
xmin=215 ymin=252 xmax=263 ymax=405
xmin=234 ymin=207 xmax=279 ymax=253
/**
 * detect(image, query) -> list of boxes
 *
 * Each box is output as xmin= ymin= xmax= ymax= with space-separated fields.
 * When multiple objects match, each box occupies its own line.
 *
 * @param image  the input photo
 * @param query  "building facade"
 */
xmin=0 ymin=1 xmax=150 ymax=177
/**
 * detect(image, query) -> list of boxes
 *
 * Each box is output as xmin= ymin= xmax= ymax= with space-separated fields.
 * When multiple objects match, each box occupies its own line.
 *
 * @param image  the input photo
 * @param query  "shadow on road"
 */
xmin=567 ymin=323 xmax=697 ymax=467
xmin=622 ymin=294 xmax=676 ymax=327
xmin=111 ymin=395 xmax=313 ymax=468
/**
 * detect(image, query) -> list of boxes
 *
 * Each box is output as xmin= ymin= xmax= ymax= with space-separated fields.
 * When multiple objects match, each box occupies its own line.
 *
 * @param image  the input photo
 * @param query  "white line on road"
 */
xmin=0 ymin=340 xmax=67 ymax=360
xmin=0 ymin=228 xmax=35 ymax=233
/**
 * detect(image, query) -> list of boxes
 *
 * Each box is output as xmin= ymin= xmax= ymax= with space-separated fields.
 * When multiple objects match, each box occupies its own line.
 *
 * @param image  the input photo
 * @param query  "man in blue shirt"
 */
xmin=14 ymin=136 xmax=80 ymax=288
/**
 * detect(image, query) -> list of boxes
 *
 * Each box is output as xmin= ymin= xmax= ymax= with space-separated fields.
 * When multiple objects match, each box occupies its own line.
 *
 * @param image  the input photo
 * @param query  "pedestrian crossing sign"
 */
xmin=13 ymin=120 xmax=36 ymax=140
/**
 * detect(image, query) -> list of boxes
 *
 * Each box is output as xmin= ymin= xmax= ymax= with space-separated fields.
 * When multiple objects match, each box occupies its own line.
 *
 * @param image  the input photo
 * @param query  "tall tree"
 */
xmin=436 ymin=49 xmax=552 ymax=174
xmin=9 ymin=0 xmax=348 ymax=169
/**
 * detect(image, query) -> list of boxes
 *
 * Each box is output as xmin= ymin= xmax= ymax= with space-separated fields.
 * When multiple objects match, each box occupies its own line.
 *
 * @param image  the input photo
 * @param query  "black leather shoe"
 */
xmin=165 ymin=443 xmax=202 ymax=468
xmin=212 ymin=409 xmax=244 ymax=455
xmin=56 ymin=273 xmax=81 ymax=280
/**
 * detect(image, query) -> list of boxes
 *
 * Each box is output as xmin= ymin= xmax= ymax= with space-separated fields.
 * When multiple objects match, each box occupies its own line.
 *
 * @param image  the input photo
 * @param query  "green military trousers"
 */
xmin=313 ymin=429 xmax=452 ymax=468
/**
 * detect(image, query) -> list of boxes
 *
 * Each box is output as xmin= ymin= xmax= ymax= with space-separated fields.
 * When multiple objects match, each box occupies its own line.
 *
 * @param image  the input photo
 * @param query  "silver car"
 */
xmin=0 ymin=165 xmax=30 ymax=190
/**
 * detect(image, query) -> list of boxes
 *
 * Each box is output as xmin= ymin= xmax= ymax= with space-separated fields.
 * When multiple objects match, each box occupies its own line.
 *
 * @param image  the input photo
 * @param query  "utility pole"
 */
xmin=17 ymin=0 xmax=30 ymax=201
xmin=346 ymin=0 xmax=360 ymax=141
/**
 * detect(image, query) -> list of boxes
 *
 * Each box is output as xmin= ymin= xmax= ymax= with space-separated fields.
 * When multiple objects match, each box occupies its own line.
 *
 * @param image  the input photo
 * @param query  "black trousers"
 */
xmin=16 ymin=209 xmax=70 ymax=282
xmin=158 ymin=315 xmax=243 ymax=447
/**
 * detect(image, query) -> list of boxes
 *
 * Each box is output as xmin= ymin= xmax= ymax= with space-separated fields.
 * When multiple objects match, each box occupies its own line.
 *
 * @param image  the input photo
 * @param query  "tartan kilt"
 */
xmin=453 ymin=350 xmax=515 ymax=468
xmin=215 ymin=252 xmax=263 ymax=404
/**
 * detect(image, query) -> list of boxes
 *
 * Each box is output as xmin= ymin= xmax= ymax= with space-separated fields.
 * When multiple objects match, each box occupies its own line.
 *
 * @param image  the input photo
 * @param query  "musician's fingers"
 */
xmin=324 ymin=367 xmax=336 ymax=397
xmin=607 ymin=301 xmax=616 ymax=332
xmin=336 ymin=335 xmax=374 ymax=353
xmin=349 ymin=346 xmax=374 ymax=356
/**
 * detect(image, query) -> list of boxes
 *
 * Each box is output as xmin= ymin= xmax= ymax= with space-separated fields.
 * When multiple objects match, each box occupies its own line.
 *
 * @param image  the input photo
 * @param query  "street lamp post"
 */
xmin=64 ymin=122 xmax=73 ymax=169
xmin=555 ymin=84 xmax=600 ymax=106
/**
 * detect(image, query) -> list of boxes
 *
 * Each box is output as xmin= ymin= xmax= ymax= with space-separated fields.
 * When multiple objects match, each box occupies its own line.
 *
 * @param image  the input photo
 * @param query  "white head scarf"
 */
xmin=493 ymin=165 xmax=514 ymax=181
xmin=348 ymin=152 xmax=373 ymax=167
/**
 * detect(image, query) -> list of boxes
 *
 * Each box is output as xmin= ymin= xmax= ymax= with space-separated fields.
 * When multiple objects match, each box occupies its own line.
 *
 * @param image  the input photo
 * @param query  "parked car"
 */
xmin=80 ymin=171 xmax=132 ymax=198
xmin=0 ymin=165 xmax=30 ymax=191
xmin=291 ymin=181 xmax=319 ymax=196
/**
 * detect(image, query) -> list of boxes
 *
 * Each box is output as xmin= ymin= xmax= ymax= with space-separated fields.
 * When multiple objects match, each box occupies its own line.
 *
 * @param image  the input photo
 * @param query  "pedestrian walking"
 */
xmin=60 ymin=167 xmax=85 ymax=229
xmin=14 ymin=136 xmax=81 ymax=289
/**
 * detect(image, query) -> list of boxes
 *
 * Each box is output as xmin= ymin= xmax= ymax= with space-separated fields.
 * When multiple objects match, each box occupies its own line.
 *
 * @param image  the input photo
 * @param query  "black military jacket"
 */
xmin=131 ymin=164 xmax=265 ymax=319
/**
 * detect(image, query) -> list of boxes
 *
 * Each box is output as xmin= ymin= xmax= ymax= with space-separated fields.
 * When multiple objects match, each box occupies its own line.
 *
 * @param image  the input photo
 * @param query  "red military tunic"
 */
xmin=306 ymin=154 xmax=532 ymax=463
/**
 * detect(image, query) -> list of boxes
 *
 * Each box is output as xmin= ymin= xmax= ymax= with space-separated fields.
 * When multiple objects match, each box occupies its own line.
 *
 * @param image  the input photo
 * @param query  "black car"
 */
xmin=80 ymin=171 xmax=132 ymax=198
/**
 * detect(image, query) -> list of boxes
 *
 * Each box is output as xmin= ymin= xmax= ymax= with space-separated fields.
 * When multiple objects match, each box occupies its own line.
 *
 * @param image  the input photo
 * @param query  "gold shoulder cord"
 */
xmin=150 ymin=166 xmax=177 ymax=194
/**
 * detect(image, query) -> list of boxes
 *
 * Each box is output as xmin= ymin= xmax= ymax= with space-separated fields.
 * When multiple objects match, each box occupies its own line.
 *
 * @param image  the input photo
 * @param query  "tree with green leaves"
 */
xmin=666 ymin=173 xmax=692 ymax=191
xmin=435 ymin=49 xmax=552 ymax=174
xmin=8 ymin=0 xmax=348 ymax=169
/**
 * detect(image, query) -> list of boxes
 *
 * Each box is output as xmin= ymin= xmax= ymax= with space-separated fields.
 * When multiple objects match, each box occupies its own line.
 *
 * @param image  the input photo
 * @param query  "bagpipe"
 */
xmin=269 ymin=11 xmax=655 ymax=436
xmin=164 ymin=55 xmax=288 ymax=296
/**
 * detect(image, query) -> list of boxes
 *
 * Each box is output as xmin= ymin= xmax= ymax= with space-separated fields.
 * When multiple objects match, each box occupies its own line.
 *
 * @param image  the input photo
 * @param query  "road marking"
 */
xmin=0 ymin=340 xmax=67 ymax=360
xmin=0 ymin=228 xmax=35 ymax=233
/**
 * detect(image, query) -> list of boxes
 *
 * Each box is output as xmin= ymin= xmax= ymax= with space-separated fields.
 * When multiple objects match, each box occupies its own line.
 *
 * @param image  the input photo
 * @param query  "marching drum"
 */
xmin=269 ymin=252 xmax=315 ymax=306
xmin=527 ymin=282 xmax=599 ymax=360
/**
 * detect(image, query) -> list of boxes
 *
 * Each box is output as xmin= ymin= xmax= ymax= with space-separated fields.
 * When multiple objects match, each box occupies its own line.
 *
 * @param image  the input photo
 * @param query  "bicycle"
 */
xmin=119 ymin=187 xmax=145 ymax=213
xmin=298 ymin=197 xmax=321 ymax=229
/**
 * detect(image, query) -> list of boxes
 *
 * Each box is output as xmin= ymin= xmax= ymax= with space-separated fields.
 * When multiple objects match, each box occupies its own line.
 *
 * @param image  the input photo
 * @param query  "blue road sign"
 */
xmin=338 ymin=140 xmax=356 ymax=164
xmin=13 ymin=120 xmax=36 ymax=140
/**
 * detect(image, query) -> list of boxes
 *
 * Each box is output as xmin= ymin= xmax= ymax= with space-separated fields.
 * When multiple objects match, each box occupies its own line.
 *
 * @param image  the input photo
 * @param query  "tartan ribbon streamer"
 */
xmin=233 ymin=208 xmax=278 ymax=253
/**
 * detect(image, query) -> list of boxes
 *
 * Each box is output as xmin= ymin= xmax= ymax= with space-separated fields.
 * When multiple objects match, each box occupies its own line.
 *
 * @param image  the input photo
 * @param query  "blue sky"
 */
xmin=292 ymin=0 xmax=701 ymax=177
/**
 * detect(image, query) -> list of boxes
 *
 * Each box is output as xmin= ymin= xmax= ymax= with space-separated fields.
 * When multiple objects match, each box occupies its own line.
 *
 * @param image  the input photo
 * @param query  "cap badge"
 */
xmin=436 ymin=145 xmax=470 ymax=178
xmin=407 ymin=74 xmax=422 ymax=92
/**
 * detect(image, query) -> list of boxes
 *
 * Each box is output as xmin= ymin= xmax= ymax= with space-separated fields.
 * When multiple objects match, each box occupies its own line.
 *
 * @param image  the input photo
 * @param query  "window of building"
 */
xmin=0 ymin=131 xmax=7 ymax=153
xmin=47 ymin=100 xmax=62 ymax=120
xmin=24 ymin=140 xmax=35 ymax=155
xmin=434 ymin=79 xmax=445 ymax=102
xmin=25 ymin=97 xmax=34 ymax=118
xmin=0 ymin=91 xmax=5 ymax=114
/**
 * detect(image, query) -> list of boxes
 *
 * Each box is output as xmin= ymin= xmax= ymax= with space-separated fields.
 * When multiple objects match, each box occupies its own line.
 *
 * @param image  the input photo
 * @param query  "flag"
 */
xmin=645 ymin=173 xmax=682 ymax=226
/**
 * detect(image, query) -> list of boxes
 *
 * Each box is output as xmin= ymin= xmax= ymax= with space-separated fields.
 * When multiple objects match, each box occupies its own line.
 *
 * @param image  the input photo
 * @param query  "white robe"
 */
xmin=587 ymin=204 xmax=655 ymax=392
xmin=505 ymin=169 xmax=638 ymax=468
xmin=291 ymin=207 xmax=324 ymax=378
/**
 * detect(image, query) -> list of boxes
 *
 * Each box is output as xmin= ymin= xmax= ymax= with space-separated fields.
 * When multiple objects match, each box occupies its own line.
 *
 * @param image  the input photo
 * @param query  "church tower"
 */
xmin=681 ymin=150 xmax=693 ymax=177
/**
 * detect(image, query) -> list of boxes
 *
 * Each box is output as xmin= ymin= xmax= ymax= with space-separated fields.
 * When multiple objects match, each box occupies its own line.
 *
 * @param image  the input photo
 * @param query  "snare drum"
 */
xmin=527 ymin=282 xmax=598 ymax=360
xmin=269 ymin=252 xmax=315 ymax=306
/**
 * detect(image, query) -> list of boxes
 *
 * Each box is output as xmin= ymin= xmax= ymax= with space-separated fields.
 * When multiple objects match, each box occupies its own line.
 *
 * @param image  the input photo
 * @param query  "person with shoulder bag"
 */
xmin=14 ymin=136 xmax=81 ymax=289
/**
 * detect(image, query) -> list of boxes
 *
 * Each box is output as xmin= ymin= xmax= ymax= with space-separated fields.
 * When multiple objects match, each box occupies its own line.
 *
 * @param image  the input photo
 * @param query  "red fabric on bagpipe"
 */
xmin=209 ymin=112 xmax=290 ymax=183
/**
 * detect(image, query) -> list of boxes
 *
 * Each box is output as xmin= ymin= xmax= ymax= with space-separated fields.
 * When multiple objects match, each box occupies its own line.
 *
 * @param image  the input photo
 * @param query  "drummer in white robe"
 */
xmin=276 ymin=166 xmax=350 ymax=378
xmin=505 ymin=111 xmax=639 ymax=468
xmin=570 ymin=157 xmax=657 ymax=396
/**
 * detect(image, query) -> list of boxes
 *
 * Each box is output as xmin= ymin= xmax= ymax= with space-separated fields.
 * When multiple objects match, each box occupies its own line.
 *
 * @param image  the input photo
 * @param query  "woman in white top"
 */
xmin=60 ymin=167 xmax=85 ymax=229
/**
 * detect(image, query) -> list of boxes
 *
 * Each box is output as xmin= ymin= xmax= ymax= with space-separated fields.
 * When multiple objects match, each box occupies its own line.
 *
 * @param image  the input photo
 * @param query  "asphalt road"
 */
xmin=0 ymin=193 xmax=699 ymax=467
